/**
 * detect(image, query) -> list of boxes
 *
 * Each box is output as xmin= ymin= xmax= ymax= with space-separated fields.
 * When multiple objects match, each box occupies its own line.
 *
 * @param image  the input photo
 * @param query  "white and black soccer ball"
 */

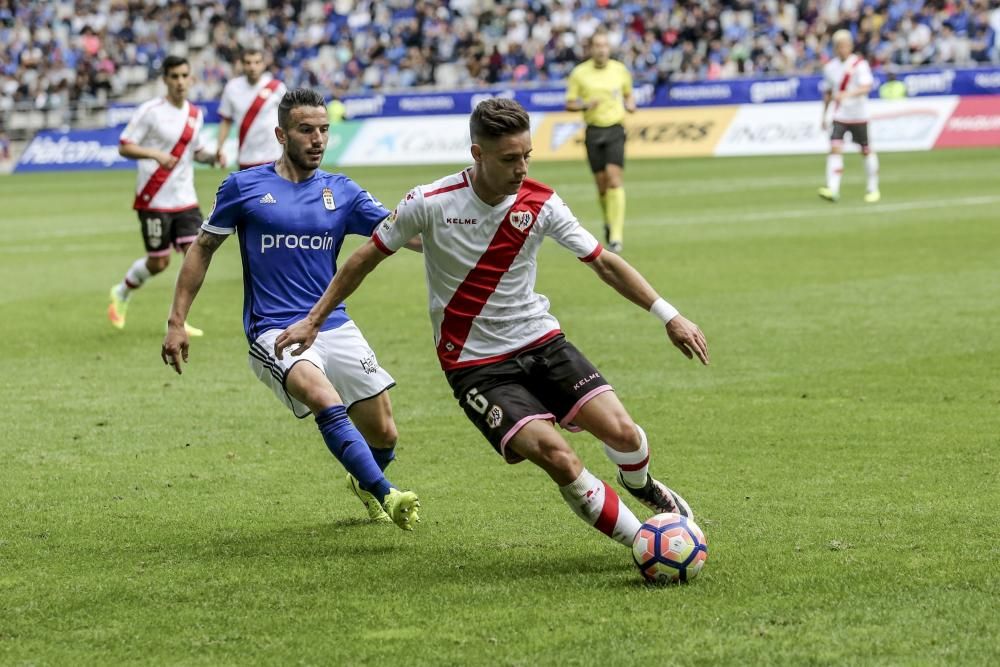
xmin=632 ymin=512 xmax=708 ymax=583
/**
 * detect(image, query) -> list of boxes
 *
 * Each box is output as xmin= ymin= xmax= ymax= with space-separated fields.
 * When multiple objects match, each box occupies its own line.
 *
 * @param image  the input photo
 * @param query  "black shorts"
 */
xmin=137 ymin=207 xmax=203 ymax=255
xmin=445 ymin=334 xmax=613 ymax=463
xmin=831 ymin=121 xmax=870 ymax=148
xmin=584 ymin=124 xmax=626 ymax=173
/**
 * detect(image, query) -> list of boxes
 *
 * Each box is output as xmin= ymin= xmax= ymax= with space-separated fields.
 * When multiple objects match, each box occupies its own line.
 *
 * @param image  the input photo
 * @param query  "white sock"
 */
xmin=121 ymin=257 xmax=152 ymax=298
xmin=559 ymin=468 xmax=642 ymax=547
xmin=826 ymin=153 xmax=843 ymax=194
xmin=604 ymin=424 xmax=649 ymax=488
xmin=865 ymin=152 xmax=879 ymax=193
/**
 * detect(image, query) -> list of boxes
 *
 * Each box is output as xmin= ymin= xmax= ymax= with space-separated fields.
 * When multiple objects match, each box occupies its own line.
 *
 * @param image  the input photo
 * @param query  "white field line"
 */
xmin=552 ymin=166 xmax=995 ymax=197
xmin=644 ymin=194 xmax=1000 ymax=226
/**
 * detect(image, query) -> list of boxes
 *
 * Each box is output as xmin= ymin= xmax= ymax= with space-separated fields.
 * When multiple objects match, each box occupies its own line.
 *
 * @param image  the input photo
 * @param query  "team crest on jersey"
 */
xmin=509 ymin=210 xmax=534 ymax=232
xmin=259 ymin=86 xmax=274 ymax=99
xmin=486 ymin=405 xmax=504 ymax=428
xmin=186 ymin=116 xmax=197 ymax=129
xmin=322 ymin=188 xmax=336 ymax=210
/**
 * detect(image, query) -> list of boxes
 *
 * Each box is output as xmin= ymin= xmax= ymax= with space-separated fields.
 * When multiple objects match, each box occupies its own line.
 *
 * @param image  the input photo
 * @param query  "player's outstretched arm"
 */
xmin=586 ymin=250 xmax=709 ymax=365
xmin=162 ymin=230 xmax=227 ymax=374
xmin=274 ymin=240 xmax=390 ymax=360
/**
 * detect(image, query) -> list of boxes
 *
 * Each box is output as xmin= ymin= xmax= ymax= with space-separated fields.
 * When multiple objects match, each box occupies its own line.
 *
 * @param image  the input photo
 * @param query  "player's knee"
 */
xmin=537 ymin=439 xmax=580 ymax=476
xmin=367 ymin=420 xmax=398 ymax=449
xmin=602 ymin=415 xmax=641 ymax=451
xmin=300 ymin=388 xmax=342 ymax=415
xmin=146 ymin=256 xmax=169 ymax=274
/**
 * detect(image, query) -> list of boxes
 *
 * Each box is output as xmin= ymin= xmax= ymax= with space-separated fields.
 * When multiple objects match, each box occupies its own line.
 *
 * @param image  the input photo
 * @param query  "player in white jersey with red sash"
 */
xmin=274 ymin=99 xmax=711 ymax=553
xmin=215 ymin=48 xmax=285 ymax=170
xmin=108 ymin=55 xmax=214 ymax=334
xmin=819 ymin=30 xmax=880 ymax=203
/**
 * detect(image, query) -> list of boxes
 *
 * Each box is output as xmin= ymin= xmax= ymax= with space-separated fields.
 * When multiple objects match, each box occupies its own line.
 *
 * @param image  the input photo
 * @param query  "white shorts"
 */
xmin=248 ymin=321 xmax=395 ymax=419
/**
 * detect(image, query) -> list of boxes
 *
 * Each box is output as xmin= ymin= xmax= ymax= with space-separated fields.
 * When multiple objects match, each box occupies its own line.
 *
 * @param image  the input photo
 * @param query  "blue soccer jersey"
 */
xmin=202 ymin=164 xmax=390 ymax=342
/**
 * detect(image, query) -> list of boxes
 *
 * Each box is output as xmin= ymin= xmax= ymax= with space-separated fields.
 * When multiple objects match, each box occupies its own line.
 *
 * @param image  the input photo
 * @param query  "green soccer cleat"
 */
xmin=108 ymin=285 xmax=128 ymax=329
xmin=165 ymin=320 xmax=205 ymax=337
xmin=817 ymin=187 xmax=839 ymax=202
xmin=347 ymin=473 xmax=392 ymax=524
xmin=381 ymin=487 xmax=421 ymax=531
xmin=864 ymin=190 xmax=881 ymax=203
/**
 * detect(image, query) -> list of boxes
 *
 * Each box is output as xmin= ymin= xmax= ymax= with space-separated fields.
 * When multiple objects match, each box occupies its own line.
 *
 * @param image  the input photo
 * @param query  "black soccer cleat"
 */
xmin=619 ymin=472 xmax=693 ymax=520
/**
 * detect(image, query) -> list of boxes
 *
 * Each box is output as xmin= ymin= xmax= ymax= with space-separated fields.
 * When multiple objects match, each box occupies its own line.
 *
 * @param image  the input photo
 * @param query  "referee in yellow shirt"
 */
xmin=565 ymin=30 xmax=636 ymax=253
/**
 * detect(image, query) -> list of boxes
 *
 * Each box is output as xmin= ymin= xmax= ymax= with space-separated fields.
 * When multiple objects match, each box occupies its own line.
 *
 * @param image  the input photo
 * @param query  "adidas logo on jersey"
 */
xmin=259 ymin=193 xmax=277 ymax=204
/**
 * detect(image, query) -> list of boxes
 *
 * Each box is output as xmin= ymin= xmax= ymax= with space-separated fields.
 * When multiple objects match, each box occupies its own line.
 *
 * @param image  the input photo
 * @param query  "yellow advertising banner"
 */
xmin=531 ymin=107 xmax=737 ymax=161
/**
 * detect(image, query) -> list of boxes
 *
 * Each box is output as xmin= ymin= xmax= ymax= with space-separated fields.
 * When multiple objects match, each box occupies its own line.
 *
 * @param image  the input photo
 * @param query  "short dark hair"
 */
xmin=470 ymin=98 xmax=530 ymax=143
xmin=277 ymin=88 xmax=327 ymax=129
xmin=240 ymin=47 xmax=264 ymax=61
xmin=162 ymin=55 xmax=189 ymax=76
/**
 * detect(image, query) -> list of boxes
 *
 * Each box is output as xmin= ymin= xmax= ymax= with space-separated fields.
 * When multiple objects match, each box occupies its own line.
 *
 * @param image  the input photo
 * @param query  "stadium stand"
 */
xmin=2 ymin=0 xmax=999 ymax=137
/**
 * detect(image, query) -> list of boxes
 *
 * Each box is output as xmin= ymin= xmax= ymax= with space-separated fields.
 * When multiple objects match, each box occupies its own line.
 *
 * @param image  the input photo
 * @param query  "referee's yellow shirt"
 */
xmin=566 ymin=59 xmax=633 ymax=127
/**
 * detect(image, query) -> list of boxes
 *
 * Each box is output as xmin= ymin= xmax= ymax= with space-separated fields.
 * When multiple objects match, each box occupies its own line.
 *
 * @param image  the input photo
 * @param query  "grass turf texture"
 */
xmin=1 ymin=149 xmax=998 ymax=665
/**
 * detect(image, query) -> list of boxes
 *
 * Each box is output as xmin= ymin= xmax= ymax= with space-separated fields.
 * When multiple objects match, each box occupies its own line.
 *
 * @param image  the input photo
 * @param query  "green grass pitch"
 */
xmin=2 ymin=148 xmax=999 ymax=665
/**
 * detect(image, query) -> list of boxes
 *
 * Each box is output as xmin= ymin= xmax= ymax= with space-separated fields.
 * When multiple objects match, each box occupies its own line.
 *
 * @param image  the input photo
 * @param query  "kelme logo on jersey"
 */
xmin=322 ymin=187 xmax=336 ymax=210
xmin=260 ymin=233 xmax=336 ymax=253
xmin=508 ymin=210 xmax=534 ymax=232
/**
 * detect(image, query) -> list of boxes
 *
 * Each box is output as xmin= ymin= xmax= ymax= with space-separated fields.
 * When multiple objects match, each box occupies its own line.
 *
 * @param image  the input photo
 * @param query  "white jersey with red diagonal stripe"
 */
xmin=218 ymin=74 xmax=286 ymax=167
xmin=119 ymin=98 xmax=205 ymax=212
xmin=373 ymin=168 xmax=603 ymax=371
xmin=821 ymin=54 xmax=874 ymax=123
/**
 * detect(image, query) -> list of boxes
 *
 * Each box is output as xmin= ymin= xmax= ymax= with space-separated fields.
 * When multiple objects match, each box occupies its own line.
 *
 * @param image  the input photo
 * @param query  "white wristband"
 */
xmin=650 ymin=298 xmax=679 ymax=324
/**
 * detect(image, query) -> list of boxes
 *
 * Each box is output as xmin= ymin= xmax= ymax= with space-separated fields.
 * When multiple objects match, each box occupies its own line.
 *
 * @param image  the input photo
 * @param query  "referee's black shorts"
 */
xmin=584 ymin=123 xmax=626 ymax=173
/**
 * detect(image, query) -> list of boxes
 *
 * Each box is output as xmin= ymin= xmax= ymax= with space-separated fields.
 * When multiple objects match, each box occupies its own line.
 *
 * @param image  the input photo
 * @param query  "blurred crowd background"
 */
xmin=2 ymin=0 xmax=1000 ymax=131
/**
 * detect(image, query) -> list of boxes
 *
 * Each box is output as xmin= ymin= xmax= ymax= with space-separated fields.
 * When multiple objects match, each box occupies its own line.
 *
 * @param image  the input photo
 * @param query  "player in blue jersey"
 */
xmin=160 ymin=88 xmax=420 ymax=530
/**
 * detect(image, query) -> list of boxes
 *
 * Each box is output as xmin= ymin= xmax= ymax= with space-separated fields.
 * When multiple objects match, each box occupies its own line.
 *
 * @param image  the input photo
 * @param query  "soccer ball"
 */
xmin=632 ymin=513 xmax=708 ymax=583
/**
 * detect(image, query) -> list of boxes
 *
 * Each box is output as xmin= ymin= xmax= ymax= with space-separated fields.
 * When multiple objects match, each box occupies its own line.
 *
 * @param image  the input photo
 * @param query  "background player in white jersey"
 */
xmin=160 ymin=89 xmax=420 ymax=530
xmin=108 ymin=55 xmax=214 ymax=334
xmin=275 ymin=98 xmax=710 ymax=551
xmin=215 ymin=48 xmax=286 ymax=170
xmin=819 ymin=30 xmax=880 ymax=203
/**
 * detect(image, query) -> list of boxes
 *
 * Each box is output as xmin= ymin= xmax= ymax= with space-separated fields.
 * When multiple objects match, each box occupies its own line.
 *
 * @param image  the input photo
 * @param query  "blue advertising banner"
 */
xmin=15 ymin=127 xmax=133 ymax=172
xmin=657 ymin=66 xmax=1000 ymax=107
xmin=312 ymin=66 xmax=1000 ymax=118
xmin=104 ymin=67 xmax=1000 ymax=127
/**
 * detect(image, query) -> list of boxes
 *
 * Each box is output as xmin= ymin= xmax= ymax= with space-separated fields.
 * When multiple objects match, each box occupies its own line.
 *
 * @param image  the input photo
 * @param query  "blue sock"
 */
xmin=315 ymin=405 xmax=392 ymax=501
xmin=370 ymin=445 xmax=396 ymax=472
